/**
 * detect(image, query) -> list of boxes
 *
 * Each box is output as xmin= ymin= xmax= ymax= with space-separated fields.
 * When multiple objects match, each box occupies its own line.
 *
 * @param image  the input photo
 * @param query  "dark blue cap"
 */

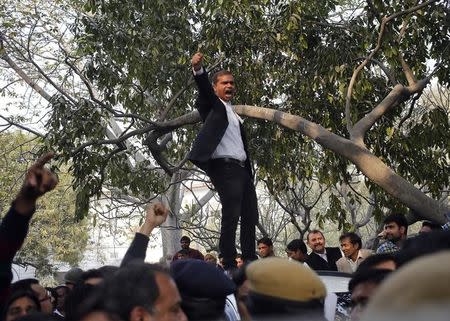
xmin=170 ymin=259 xmax=236 ymax=298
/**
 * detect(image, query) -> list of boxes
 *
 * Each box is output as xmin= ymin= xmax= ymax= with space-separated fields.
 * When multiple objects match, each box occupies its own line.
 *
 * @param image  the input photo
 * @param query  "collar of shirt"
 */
xmin=347 ymin=250 xmax=363 ymax=263
xmin=219 ymin=98 xmax=244 ymax=124
xmin=346 ymin=250 xmax=363 ymax=272
xmin=315 ymin=249 xmax=328 ymax=262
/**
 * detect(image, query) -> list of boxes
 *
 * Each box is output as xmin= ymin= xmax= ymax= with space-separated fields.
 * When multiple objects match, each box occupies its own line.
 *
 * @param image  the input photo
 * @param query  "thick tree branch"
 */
xmin=234 ymin=104 xmax=449 ymax=224
xmin=70 ymin=110 xmax=201 ymax=158
xmin=350 ymin=78 xmax=429 ymax=146
xmin=356 ymin=194 xmax=376 ymax=228
xmin=345 ymin=0 xmax=438 ymax=133
xmin=400 ymin=54 xmax=417 ymax=86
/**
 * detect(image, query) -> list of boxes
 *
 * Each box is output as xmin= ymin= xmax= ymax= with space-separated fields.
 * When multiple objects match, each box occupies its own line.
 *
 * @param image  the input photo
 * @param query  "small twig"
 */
xmin=0 ymin=115 xmax=45 ymax=138
xmin=397 ymin=92 xmax=422 ymax=130
xmin=354 ymin=57 xmax=397 ymax=85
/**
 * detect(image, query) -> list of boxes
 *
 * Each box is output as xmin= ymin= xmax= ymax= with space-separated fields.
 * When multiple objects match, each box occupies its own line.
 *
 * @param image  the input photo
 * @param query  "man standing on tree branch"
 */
xmin=188 ymin=52 xmax=259 ymax=271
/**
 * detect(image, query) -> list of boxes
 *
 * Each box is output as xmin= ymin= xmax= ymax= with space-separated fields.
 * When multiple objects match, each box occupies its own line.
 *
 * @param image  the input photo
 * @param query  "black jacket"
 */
xmin=306 ymin=247 xmax=342 ymax=271
xmin=188 ymin=71 xmax=252 ymax=175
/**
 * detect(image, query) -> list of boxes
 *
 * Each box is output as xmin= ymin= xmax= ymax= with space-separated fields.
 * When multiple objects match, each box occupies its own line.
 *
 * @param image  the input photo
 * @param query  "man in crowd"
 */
xmin=172 ymin=236 xmax=204 ymax=261
xmin=235 ymin=254 xmax=244 ymax=268
xmin=10 ymin=279 xmax=53 ymax=315
xmin=356 ymin=253 xmax=397 ymax=272
xmin=376 ymin=213 xmax=408 ymax=254
xmin=285 ymin=238 xmax=308 ymax=265
xmin=306 ymin=230 xmax=342 ymax=271
xmin=79 ymin=263 xmax=188 ymax=321
xmin=257 ymin=237 xmax=275 ymax=258
xmin=64 ymin=268 xmax=83 ymax=290
xmin=348 ymin=268 xmax=392 ymax=321
xmin=188 ymin=52 xmax=259 ymax=271
xmin=53 ymin=285 xmax=69 ymax=317
xmin=336 ymin=232 xmax=372 ymax=273
xmin=419 ymin=220 xmax=442 ymax=233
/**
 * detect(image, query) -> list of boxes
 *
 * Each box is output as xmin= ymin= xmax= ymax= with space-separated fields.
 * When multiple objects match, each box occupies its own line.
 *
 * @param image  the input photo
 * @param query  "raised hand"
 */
xmin=192 ymin=52 xmax=204 ymax=71
xmin=21 ymin=152 xmax=58 ymax=199
xmin=14 ymin=152 xmax=59 ymax=215
xmin=139 ymin=203 xmax=169 ymax=236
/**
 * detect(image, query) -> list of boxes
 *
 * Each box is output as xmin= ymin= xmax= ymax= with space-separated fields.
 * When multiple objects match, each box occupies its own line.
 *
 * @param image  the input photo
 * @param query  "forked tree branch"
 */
xmin=345 ymin=0 xmax=438 ymax=133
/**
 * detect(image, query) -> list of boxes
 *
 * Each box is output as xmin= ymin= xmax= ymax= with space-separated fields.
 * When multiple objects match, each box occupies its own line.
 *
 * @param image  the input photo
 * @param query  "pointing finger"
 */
xmin=34 ymin=152 xmax=55 ymax=168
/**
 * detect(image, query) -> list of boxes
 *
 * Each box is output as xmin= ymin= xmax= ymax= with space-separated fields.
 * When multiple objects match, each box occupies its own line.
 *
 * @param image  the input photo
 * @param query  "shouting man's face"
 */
xmin=213 ymin=74 xmax=236 ymax=101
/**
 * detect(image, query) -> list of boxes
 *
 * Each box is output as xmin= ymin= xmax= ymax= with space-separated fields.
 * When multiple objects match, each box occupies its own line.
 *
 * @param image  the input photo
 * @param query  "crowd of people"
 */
xmin=1 ymin=152 xmax=450 ymax=321
xmin=2 ymin=52 xmax=450 ymax=321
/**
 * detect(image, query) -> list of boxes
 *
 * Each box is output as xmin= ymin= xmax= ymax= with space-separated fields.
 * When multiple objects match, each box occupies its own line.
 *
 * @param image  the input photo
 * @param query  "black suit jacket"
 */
xmin=306 ymin=247 xmax=342 ymax=271
xmin=188 ymin=71 xmax=252 ymax=175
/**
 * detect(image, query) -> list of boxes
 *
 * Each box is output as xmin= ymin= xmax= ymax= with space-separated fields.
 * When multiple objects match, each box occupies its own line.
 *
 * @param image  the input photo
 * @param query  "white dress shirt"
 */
xmin=193 ymin=67 xmax=246 ymax=161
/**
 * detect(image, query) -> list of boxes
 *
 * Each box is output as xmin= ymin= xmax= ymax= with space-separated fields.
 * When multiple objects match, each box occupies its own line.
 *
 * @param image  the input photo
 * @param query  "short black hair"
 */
xmin=81 ymin=269 xmax=103 ymax=283
xmin=94 ymin=263 xmax=166 ymax=321
xmin=356 ymin=253 xmax=396 ymax=272
xmin=212 ymin=70 xmax=233 ymax=85
xmin=10 ymin=278 xmax=39 ymax=293
xmin=180 ymin=236 xmax=191 ymax=243
xmin=286 ymin=239 xmax=307 ymax=255
xmin=395 ymin=230 xmax=450 ymax=267
xmin=383 ymin=213 xmax=408 ymax=234
xmin=306 ymin=230 xmax=324 ymax=242
xmin=257 ymin=236 xmax=273 ymax=247
xmin=339 ymin=232 xmax=362 ymax=249
xmin=64 ymin=283 xmax=97 ymax=321
xmin=421 ymin=221 xmax=442 ymax=231
xmin=349 ymin=268 xmax=392 ymax=292
xmin=3 ymin=289 xmax=41 ymax=320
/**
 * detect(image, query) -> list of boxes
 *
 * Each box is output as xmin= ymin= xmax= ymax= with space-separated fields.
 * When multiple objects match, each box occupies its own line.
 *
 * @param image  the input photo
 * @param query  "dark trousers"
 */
xmin=207 ymin=159 xmax=259 ymax=269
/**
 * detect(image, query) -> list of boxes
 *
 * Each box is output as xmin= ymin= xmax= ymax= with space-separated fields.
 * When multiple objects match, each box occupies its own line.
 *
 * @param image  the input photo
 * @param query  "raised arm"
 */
xmin=121 ymin=203 xmax=169 ymax=267
xmin=0 ymin=152 xmax=58 ymax=305
xmin=191 ymin=52 xmax=219 ymax=121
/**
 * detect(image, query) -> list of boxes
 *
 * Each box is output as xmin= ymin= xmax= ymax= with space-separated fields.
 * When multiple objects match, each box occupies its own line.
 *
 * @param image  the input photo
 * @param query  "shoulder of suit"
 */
xmin=336 ymin=257 xmax=346 ymax=264
xmin=360 ymin=249 xmax=373 ymax=256
xmin=326 ymin=247 xmax=342 ymax=254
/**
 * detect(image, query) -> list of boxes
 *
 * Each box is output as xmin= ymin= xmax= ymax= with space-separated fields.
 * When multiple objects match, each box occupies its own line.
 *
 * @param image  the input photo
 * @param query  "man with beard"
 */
xmin=172 ymin=236 xmax=204 ymax=262
xmin=376 ymin=214 xmax=408 ymax=254
xmin=306 ymin=230 xmax=342 ymax=271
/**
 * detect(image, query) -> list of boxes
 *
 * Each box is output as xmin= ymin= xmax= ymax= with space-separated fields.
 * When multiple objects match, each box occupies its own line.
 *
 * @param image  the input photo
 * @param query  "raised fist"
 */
xmin=191 ymin=52 xmax=204 ymax=71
